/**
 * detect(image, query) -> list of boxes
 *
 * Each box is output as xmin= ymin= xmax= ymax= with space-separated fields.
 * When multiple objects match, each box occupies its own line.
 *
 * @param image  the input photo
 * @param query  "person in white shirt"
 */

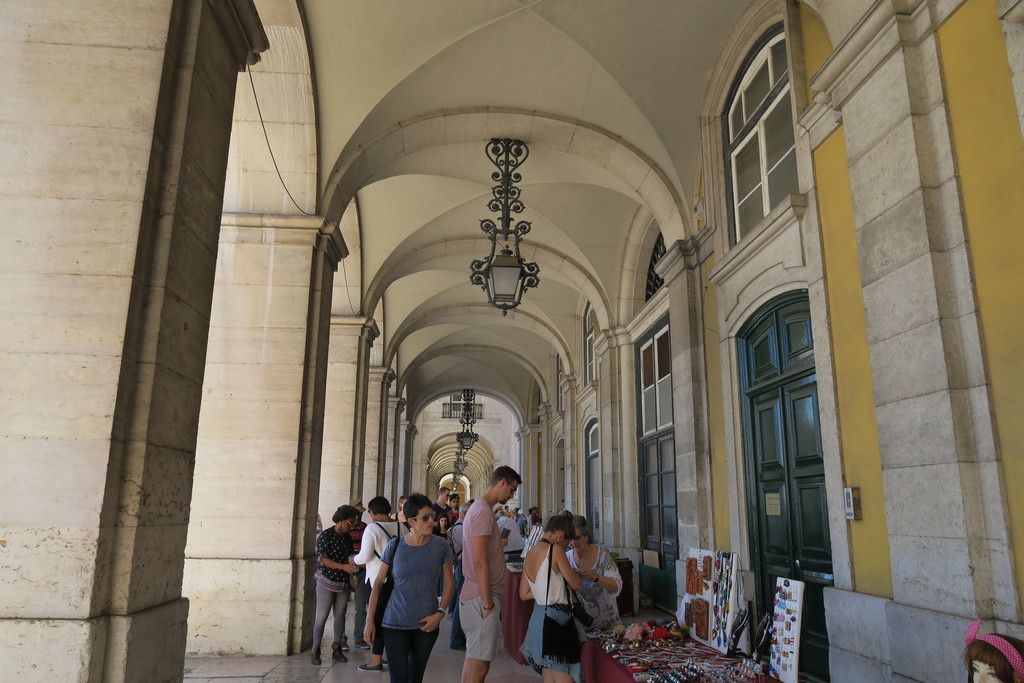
xmin=352 ymin=496 xmax=402 ymax=673
xmin=496 ymin=507 xmax=525 ymax=562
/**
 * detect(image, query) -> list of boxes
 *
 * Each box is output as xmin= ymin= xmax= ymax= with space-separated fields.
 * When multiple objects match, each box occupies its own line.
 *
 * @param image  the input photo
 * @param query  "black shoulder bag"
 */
xmin=540 ymin=543 xmax=582 ymax=664
xmin=374 ymin=537 xmax=400 ymax=629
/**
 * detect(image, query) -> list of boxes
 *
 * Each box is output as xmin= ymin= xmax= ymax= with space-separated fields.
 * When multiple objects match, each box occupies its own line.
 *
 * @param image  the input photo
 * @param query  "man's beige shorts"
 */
xmin=459 ymin=595 xmax=503 ymax=661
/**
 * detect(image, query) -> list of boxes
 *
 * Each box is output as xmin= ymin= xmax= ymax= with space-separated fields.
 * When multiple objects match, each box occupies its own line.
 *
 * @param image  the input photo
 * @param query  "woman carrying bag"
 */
xmin=518 ymin=514 xmax=584 ymax=683
xmin=364 ymin=493 xmax=454 ymax=683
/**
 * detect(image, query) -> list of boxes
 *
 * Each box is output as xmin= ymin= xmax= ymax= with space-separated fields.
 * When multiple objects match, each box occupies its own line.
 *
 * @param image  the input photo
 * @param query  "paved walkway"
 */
xmin=183 ymin=610 xmax=539 ymax=683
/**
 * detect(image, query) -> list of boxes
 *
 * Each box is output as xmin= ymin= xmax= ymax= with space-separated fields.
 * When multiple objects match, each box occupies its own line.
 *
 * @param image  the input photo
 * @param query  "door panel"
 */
xmin=741 ymin=293 xmax=832 ymax=681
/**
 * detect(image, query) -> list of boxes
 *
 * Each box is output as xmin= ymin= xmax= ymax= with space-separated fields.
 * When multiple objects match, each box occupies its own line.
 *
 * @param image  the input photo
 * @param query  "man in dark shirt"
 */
xmin=431 ymin=486 xmax=451 ymax=536
xmin=348 ymin=499 xmax=370 ymax=650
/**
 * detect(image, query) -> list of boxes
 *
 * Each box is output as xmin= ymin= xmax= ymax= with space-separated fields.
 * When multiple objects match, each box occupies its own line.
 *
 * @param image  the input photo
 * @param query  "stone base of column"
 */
xmin=0 ymin=598 xmax=190 ymax=682
xmin=184 ymin=557 xmax=314 ymax=655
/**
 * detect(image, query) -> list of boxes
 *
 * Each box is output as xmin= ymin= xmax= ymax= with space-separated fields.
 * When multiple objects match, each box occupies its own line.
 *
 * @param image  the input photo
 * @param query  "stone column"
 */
xmin=321 ymin=316 xmax=369 ymax=522
xmin=810 ymin=3 xmax=1017 ymax=679
xmin=536 ymin=402 xmax=553 ymax=511
xmin=387 ymin=397 xmax=406 ymax=502
xmin=361 ymin=367 xmax=386 ymax=498
xmin=562 ymin=375 xmax=580 ymax=512
xmin=595 ymin=328 xmax=638 ymax=549
xmin=184 ymin=215 xmax=345 ymax=655
xmin=374 ymin=370 xmax=396 ymax=496
xmin=0 ymin=2 xmax=266 ymax=680
xmin=656 ymin=238 xmax=713 ymax=553
xmin=402 ymin=424 xmax=418 ymax=499
xmin=349 ymin=322 xmax=380 ymax=501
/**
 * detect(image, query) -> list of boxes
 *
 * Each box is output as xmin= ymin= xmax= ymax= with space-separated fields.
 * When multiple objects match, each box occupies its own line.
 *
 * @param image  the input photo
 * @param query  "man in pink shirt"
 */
xmin=459 ymin=465 xmax=522 ymax=683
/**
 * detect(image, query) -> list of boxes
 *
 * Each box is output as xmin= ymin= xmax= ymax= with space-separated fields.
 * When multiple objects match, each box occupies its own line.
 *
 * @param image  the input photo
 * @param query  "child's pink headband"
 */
xmin=965 ymin=619 xmax=1024 ymax=679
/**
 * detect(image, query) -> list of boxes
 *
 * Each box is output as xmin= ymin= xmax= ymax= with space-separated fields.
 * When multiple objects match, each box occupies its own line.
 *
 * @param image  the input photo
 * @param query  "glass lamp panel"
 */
xmin=489 ymin=261 xmax=522 ymax=303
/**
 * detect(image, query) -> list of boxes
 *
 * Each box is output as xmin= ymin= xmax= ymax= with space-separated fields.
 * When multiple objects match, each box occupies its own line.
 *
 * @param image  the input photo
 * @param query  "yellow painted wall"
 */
xmin=813 ymin=127 xmax=894 ymax=598
xmin=799 ymin=4 xmax=832 ymax=100
xmin=939 ymin=0 xmax=1024 ymax=614
xmin=701 ymin=257 xmax=730 ymax=550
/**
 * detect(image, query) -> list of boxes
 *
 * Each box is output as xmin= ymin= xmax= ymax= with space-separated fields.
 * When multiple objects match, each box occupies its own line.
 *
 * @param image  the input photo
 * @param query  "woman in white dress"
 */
xmin=566 ymin=515 xmax=622 ymax=630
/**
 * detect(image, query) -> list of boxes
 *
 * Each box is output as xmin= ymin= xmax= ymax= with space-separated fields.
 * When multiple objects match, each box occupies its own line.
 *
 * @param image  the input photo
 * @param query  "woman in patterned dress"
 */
xmin=566 ymin=515 xmax=622 ymax=630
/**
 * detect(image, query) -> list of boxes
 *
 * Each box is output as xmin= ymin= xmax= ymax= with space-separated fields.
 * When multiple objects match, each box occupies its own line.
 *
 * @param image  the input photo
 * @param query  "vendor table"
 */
xmin=582 ymin=635 xmax=781 ymax=683
xmin=502 ymin=569 xmax=533 ymax=665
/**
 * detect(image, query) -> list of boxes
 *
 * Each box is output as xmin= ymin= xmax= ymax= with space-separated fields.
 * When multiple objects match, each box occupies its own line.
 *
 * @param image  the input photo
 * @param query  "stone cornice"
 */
xmin=381 ymin=368 xmax=396 ymax=387
xmin=207 ymin=0 xmax=270 ymax=70
xmin=708 ymin=193 xmax=807 ymax=286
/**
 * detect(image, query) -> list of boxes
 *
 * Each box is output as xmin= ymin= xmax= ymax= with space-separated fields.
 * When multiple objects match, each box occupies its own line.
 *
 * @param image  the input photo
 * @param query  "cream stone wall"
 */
xmin=0 ymin=1 xmax=266 ymax=679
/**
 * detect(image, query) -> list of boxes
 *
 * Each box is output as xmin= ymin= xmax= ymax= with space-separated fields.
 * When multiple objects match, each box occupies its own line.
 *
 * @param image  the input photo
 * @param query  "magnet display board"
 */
xmin=709 ymin=551 xmax=742 ymax=654
xmin=768 ymin=577 xmax=804 ymax=683
xmin=681 ymin=548 xmax=715 ymax=646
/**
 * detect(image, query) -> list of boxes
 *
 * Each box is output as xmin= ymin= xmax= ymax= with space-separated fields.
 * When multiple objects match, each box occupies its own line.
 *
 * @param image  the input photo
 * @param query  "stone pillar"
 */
xmin=349 ymin=322 xmax=380 ymax=500
xmin=387 ymin=397 xmax=407 ymax=499
xmin=402 ymin=424 xmax=418 ymax=499
xmin=656 ymin=238 xmax=713 ymax=553
xmin=562 ymin=375 xmax=580 ymax=512
xmin=0 ymin=2 xmax=266 ymax=680
xmin=536 ymin=402 xmax=553 ymax=511
xmin=321 ymin=316 xmax=369 ymax=522
xmin=810 ymin=3 xmax=1018 ymax=679
xmin=387 ymin=397 xmax=406 ymax=502
xmin=184 ymin=215 xmax=345 ymax=655
xmin=361 ymin=367 xmax=386 ymax=498
xmin=374 ymin=370 xmax=396 ymax=496
xmin=595 ymin=328 xmax=638 ymax=549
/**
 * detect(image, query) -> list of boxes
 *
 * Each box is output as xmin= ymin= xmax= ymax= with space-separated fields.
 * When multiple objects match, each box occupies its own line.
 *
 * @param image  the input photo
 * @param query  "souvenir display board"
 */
xmin=768 ymin=577 xmax=804 ymax=683
xmin=710 ymin=551 xmax=743 ymax=654
xmin=681 ymin=548 xmax=715 ymax=646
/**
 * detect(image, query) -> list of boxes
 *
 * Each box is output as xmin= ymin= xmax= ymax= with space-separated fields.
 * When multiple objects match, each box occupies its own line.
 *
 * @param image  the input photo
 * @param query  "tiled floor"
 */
xmin=183 ymin=611 xmax=540 ymax=683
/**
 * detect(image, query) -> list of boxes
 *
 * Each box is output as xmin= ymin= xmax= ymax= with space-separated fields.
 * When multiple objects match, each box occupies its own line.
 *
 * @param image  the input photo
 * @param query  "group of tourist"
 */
xmin=309 ymin=464 xmax=624 ymax=683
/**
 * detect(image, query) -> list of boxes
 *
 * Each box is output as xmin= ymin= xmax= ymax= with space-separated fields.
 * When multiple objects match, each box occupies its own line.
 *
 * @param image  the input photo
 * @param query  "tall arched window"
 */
xmin=645 ymin=232 xmax=666 ymax=301
xmin=726 ymin=27 xmax=798 ymax=243
xmin=583 ymin=303 xmax=597 ymax=384
xmin=584 ymin=419 xmax=600 ymax=529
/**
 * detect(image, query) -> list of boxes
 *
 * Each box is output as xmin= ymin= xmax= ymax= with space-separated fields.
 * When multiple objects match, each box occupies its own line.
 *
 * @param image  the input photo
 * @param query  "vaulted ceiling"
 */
xmin=232 ymin=0 xmax=855 ymax=426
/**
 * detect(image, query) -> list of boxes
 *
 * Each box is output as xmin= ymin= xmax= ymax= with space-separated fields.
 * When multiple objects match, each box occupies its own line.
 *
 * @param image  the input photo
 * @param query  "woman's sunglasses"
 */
xmin=413 ymin=513 xmax=433 ymax=523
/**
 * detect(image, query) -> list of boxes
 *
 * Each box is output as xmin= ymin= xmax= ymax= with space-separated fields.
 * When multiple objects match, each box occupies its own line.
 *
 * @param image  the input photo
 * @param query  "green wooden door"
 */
xmin=740 ymin=292 xmax=832 ymax=680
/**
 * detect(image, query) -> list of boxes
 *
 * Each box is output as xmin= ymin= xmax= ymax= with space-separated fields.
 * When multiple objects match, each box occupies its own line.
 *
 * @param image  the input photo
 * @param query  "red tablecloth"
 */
xmin=502 ymin=570 xmax=533 ymax=665
xmin=582 ymin=636 xmax=781 ymax=682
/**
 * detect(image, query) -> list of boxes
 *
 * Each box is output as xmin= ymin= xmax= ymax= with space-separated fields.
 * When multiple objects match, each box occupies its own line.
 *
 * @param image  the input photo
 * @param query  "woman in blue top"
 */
xmin=364 ymin=493 xmax=454 ymax=683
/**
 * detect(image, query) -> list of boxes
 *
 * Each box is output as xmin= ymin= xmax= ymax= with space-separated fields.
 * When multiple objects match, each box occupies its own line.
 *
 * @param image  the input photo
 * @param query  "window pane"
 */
xmin=659 ymin=437 xmax=675 ymax=472
xmin=764 ymin=99 xmax=794 ymax=168
xmin=661 ymin=472 xmax=676 ymax=505
xmin=645 ymin=443 xmax=658 ymax=475
xmin=737 ymin=187 xmax=764 ymax=239
xmin=656 ymin=333 xmax=671 ymax=380
xmin=644 ymin=385 xmax=657 ymax=432
xmin=647 ymin=506 xmax=661 ymax=537
xmin=642 ymin=344 xmax=654 ymax=389
xmin=658 ymin=378 xmax=673 ymax=427
xmin=744 ymin=62 xmax=771 ymax=119
xmin=768 ymin=149 xmax=798 ymax=207
xmin=661 ymin=507 xmax=677 ymax=541
xmin=730 ymin=101 xmax=744 ymax=141
xmin=647 ymin=475 xmax=659 ymax=504
xmin=734 ymin=138 xmax=762 ymax=199
xmin=771 ymin=41 xmax=788 ymax=83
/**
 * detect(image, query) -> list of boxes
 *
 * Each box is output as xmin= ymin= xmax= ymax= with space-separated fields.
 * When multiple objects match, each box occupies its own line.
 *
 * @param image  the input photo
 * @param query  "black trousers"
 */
xmin=381 ymin=626 xmax=439 ymax=683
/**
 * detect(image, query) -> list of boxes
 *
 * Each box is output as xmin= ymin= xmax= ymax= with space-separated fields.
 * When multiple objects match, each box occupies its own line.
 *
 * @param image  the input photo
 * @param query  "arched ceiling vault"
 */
xmin=262 ymin=0 xmax=866 ymax=429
